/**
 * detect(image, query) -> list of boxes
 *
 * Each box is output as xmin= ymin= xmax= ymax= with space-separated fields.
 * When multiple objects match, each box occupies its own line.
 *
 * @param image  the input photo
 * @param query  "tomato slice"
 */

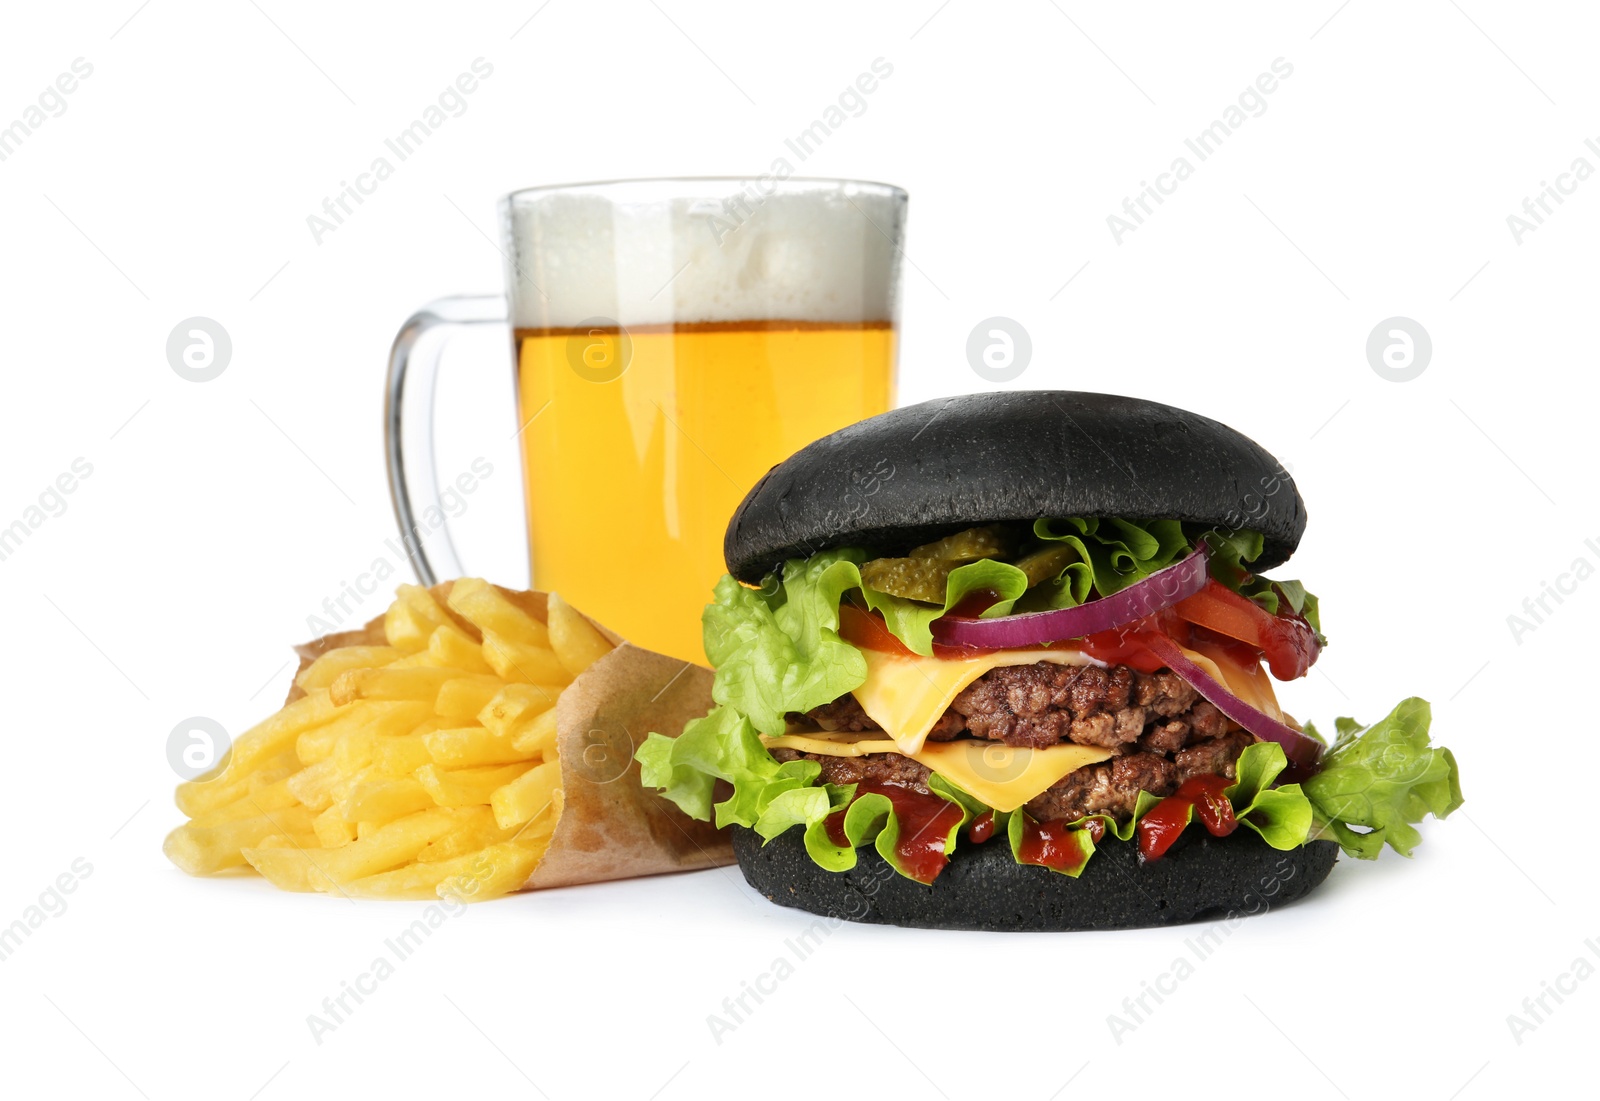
xmin=1172 ymin=578 xmax=1319 ymax=681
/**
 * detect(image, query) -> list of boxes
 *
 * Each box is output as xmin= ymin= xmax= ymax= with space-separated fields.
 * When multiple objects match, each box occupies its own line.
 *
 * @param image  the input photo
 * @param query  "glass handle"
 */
xmin=383 ymin=294 xmax=507 ymax=585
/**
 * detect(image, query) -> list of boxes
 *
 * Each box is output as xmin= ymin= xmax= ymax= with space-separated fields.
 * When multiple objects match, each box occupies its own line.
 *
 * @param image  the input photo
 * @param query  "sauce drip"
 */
xmin=1137 ymin=775 xmax=1238 ymax=861
xmin=1015 ymin=817 xmax=1095 ymax=874
xmin=823 ymin=782 xmax=966 ymax=884
xmin=968 ymin=810 xmax=996 ymax=844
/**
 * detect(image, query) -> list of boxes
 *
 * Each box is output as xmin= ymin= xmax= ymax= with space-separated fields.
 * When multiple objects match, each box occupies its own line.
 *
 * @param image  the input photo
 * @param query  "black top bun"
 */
xmin=725 ymin=391 xmax=1306 ymax=583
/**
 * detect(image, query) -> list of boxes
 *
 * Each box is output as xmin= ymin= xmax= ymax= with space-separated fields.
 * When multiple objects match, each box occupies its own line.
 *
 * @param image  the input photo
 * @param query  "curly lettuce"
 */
xmin=1302 ymin=698 xmax=1462 ymax=858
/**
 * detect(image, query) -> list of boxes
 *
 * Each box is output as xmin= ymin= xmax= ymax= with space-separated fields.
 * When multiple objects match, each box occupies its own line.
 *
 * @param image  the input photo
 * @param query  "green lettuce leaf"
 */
xmin=1302 ymin=697 xmax=1463 ymax=859
xmin=702 ymin=551 xmax=871 ymax=734
xmin=1226 ymin=741 xmax=1315 ymax=850
xmin=1031 ymin=517 xmax=1190 ymax=604
xmin=635 ymin=706 xmax=821 ymax=828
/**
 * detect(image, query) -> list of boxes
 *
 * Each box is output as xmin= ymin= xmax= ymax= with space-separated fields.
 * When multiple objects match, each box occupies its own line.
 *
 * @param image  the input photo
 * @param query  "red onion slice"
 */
xmin=1144 ymin=634 xmax=1323 ymax=780
xmin=931 ymin=542 xmax=1210 ymax=650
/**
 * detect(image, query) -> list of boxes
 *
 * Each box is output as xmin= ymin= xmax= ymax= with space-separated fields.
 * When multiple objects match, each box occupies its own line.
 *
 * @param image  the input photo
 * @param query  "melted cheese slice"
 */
xmin=852 ymin=647 xmax=1099 ymax=756
xmin=765 ymin=640 xmax=1285 ymax=814
xmin=911 ymin=740 xmax=1115 ymax=812
xmin=761 ymin=729 xmax=1115 ymax=813
xmin=1184 ymin=642 xmax=1283 ymax=721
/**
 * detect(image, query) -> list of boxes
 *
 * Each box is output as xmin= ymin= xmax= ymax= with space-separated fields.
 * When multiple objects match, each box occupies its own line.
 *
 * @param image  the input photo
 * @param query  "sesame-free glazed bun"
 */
xmin=724 ymin=391 xmax=1306 ymax=583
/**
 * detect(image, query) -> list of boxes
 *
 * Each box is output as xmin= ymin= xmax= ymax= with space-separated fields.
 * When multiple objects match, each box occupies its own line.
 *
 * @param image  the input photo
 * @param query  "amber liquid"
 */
xmin=514 ymin=320 xmax=896 ymax=665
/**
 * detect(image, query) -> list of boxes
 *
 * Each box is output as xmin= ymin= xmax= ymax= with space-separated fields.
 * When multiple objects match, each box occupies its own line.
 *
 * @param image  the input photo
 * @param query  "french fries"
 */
xmin=164 ymin=583 xmax=615 ymax=901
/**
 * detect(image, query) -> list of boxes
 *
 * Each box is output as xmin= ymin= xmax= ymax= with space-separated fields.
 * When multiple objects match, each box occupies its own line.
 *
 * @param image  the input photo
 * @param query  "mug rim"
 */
xmin=502 ymin=176 xmax=907 ymax=204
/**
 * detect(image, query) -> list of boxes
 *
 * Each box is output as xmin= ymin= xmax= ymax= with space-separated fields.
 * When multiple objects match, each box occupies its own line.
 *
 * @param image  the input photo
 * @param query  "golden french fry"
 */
xmin=226 ymin=690 xmax=336 ymax=775
xmin=415 ymin=762 xmax=535 ymax=808
xmin=436 ymin=842 xmax=543 ymax=903
xmin=313 ymin=805 xmax=357 ymax=848
xmin=174 ymin=772 xmax=249 ymax=819
xmin=446 ymin=578 xmax=550 ymax=647
xmin=338 ymin=775 xmax=434 ymax=823
xmin=285 ymin=758 xmax=342 ymax=812
xmin=427 ymin=625 xmax=493 ymax=675
xmin=175 ymin=750 xmax=295 ymax=818
xmin=398 ymin=583 xmax=459 ymax=631
xmin=423 ymin=727 xmax=531 ymax=768
xmin=382 ymin=602 xmax=433 ymax=653
xmin=242 ymin=844 xmax=341 ymax=893
xmin=510 ymin=707 xmax=560 ymax=756
xmin=480 ymin=631 xmax=570 ymax=686
xmin=163 ymin=805 xmax=316 ymax=875
xmin=434 ymin=675 xmax=507 ymax=720
xmin=330 ymin=666 xmax=460 ymax=706
xmin=187 ymin=776 xmax=300 ymax=828
xmin=372 ymin=733 xmax=433 ymax=777
xmin=313 ymin=808 xmax=459 ymax=882
xmin=342 ymin=849 xmax=491 ymax=901
xmin=295 ymin=701 xmax=430 ymax=765
xmin=490 ymin=761 xmax=561 ymax=830
xmin=296 ymin=646 xmax=401 ymax=690
xmin=478 ymin=683 xmax=557 ymax=738
xmin=547 ymin=592 xmax=614 ymax=677
xmin=414 ymin=808 xmax=518 ymax=863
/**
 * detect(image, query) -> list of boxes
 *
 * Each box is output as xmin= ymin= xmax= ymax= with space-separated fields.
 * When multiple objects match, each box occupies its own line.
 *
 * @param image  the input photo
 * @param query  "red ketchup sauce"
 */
xmin=1137 ymin=775 xmax=1238 ymax=861
xmin=1014 ymin=817 xmax=1096 ymax=874
xmin=968 ymin=810 xmax=996 ymax=844
xmin=823 ymin=782 xmax=966 ymax=884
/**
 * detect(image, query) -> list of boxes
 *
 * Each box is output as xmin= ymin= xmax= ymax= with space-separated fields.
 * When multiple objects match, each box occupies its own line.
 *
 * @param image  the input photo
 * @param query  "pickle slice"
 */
xmin=908 ymin=526 xmax=1011 ymax=563
xmin=1013 ymin=545 xmax=1079 ymax=587
xmin=858 ymin=558 xmax=952 ymax=603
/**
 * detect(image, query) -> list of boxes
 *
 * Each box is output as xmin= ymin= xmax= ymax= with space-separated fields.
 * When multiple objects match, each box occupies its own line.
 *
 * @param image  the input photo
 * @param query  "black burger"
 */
xmin=638 ymin=391 xmax=1461 ymax=931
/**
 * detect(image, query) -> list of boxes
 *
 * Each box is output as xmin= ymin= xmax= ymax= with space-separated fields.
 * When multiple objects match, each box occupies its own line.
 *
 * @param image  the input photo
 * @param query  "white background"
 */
xmin=1 ymin=2 xmax=1593 ymax=1098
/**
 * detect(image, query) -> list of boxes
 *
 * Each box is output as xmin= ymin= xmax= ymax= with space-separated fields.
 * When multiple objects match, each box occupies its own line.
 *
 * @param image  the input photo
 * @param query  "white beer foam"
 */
xmin=501 ymin=179 xmax=905 ymax=329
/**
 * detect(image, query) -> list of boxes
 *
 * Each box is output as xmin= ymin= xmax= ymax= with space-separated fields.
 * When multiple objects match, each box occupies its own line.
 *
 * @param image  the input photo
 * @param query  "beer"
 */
xmin=387 ymin=178 xmax=906 ymax=666
xmin=515 ymin=320 xmax=895 ymax=664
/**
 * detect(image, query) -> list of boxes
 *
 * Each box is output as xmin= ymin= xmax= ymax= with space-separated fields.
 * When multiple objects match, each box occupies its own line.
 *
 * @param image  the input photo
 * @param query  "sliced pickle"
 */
xmin=1013 ymin=545 xmax=1078 ymax=587
xmin=858 ymin=557 xmax=952 ymax=603
xmin=908 ymin=525 xmax=1011 ymax=563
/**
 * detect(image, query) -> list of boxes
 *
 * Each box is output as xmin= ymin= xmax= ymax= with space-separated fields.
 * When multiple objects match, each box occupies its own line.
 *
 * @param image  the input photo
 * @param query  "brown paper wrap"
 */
xmin=287 ymin=583 xmax=733 ymax=890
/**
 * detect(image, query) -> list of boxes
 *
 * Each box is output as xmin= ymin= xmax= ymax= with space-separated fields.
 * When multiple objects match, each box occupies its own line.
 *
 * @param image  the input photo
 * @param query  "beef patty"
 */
xmin=783 ymin=660 xmax=1255 ymax=823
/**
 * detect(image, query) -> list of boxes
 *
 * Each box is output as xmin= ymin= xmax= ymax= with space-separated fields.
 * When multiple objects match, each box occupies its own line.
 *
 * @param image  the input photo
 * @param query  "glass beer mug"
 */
xmin=385 ymin=178 xmax=906 ymax=665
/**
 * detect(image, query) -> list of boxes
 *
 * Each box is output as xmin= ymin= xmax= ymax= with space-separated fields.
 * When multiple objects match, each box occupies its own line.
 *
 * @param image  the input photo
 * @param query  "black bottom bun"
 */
xmin=731 ymin=825 xmax=1337 ymax=932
